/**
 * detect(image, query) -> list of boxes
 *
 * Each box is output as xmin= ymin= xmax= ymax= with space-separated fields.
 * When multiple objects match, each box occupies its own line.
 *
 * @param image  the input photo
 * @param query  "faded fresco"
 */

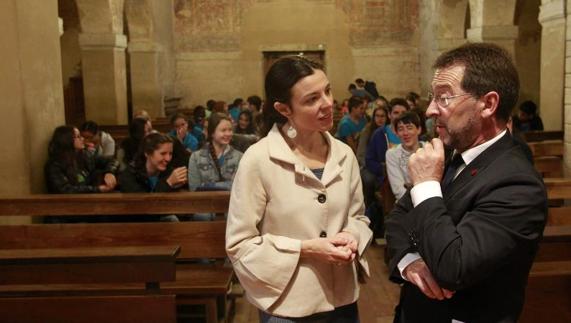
xmin=337 ymin=0 xmax=419 ymax=46
xmin=174 ymin=0 xmax=255 ymax=51
xmin=173 ymin=0 xmax=419 ymax=52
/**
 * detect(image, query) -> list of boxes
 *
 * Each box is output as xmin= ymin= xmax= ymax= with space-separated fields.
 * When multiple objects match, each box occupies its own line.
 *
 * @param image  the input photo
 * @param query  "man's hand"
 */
xmin=408 ymin=138 xmax=445 ymax=186
xmin=403 ymin=258 xmax=455 ymax=300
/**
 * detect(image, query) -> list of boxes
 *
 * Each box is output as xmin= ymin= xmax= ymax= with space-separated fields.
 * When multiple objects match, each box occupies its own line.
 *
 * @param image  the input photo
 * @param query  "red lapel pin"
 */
xmin=471 ymin=168 xmax=478 ymax=176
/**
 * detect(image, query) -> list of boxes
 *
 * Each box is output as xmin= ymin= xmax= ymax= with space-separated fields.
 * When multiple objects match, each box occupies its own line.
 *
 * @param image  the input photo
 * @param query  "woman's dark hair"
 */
xmin=79 ymin=121 xmax=99 ymax=135
xmin=169 ymin=113 xmax=188 ymax=126
xmin=232 ymin=98 xmax=244 ymax=108
xmin=121 ymin=118 xmax=149 ymax=165
xmin=134 ymin=133 xmax=173 ymax=172
xmin=47 ymin=125 xmax=86 ymax=184
xmin=212 ymin=101 xmax=227 ymax=114
xmin=261 ymin=55 xmax=324 ymax=136
xmin=247 ymin=95 xmax=262 ymax=112
xmin=348 ymin=96 xmax=364 ymax=113
xmin=405 ymin=92 xmax=420 ymax=104
xmin=193 ymin=105 xmax=206 ymax=124
xmin=389 ymin=98 xmax=411 ymax=112
xmin=48 ymin=126 xmax=75 ymax=160
xmin=519 ymin=100 xmax=538 ymax=116
xmin=206 ymin=99 xmax=216 ymax=111
xmin=364 ymin=107 xmax=388 ymax=145
xmin=235 ymin=110 xmax=256 ymax=135
xmin=129 ymin=118 xmax=148 ymax=140
xmin=207 ymin=113 xmax=233 ymax=181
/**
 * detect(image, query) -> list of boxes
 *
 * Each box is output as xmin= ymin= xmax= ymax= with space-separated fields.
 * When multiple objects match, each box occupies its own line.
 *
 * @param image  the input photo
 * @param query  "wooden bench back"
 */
xmin=0 ymin=245 xmax=179 ymax=285
xmin=0 ymin=295 xmax=176 ymax=323
xmin=523 ymin=130 xmax=564 ymax=142
xmin=0 ymin=245 xmax=179 ymax=323
xmin=0 ymin=191 xmax=230 ymax=217
xmin=529 ymin=140 xmax=564 ymax=177
xmin=0 ymin=221 xmax=227 ymax=261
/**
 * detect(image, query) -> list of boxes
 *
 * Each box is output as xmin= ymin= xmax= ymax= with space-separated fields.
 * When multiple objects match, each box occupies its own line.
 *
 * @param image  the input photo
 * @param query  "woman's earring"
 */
xmin=286 ymin=124 xmax=297 ymax=139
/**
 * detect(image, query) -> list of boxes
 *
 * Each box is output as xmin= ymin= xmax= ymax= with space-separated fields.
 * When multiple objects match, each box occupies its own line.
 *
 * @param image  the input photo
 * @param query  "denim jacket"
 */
xmin=187 ymin=144 xmax=243 ymax=191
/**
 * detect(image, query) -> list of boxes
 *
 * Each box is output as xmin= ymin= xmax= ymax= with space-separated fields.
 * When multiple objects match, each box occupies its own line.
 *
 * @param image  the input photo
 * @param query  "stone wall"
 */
xmin=173 ymin=0 xmax=422 ymax=107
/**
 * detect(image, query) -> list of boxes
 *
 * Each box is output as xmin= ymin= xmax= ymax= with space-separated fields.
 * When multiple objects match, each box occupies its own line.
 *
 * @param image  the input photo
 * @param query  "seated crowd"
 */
xmin=43 ymin=80 xmax=541 ymax=231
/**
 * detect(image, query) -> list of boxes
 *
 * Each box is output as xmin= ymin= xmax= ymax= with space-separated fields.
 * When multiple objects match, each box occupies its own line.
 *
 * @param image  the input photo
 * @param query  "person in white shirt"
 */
xmin=79 ymin=121 xmax=116 ymax=158
xmin=385 ymin=111 xmax=424 ymax=200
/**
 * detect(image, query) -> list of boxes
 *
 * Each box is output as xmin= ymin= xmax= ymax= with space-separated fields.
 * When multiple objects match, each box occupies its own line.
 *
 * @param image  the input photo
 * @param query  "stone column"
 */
xmin=128 ymin=41 xmax=164 ymax=118
xmin=539 ymin=0 xmax=565 ymax=131
xmin=561 ymin=0 xmax=571 ymax=175
xmin=79 ymin=33 xmax=129 ymax=125
xmin=466 ymin=25 xmax=519 ymax=57
xmin=0 ymin=0 xmax=65 ymax=223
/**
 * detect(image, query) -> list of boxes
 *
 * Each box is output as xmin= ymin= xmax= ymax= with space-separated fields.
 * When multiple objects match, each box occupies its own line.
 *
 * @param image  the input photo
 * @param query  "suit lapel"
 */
xmin=444 ymin=133 xmax=515 ymax=198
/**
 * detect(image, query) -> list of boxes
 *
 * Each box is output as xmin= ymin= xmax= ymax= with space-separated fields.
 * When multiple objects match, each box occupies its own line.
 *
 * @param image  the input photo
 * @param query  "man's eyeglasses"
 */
xmin=427 ymin=92 xmax=472 ymax=108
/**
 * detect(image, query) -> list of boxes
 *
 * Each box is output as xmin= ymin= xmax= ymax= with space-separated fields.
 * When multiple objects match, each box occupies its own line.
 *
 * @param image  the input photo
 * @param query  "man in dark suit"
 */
xmin=385 ymin=43 xmax=547 ymax=323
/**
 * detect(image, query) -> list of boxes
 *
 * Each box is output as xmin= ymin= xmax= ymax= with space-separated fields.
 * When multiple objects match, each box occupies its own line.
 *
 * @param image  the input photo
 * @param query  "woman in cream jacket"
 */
xmin=226 ymin=56 xmax=372 ymax=322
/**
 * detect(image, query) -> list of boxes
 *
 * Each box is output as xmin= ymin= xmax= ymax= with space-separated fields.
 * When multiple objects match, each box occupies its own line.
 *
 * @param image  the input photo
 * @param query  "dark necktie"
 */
xmin=441 ymin=153 xmax=464 ymax=189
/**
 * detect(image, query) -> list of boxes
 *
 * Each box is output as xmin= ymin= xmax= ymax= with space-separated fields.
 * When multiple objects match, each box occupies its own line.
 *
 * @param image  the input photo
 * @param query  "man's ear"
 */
xmin=274 ymin=102 xmax=292 ymax=118
xmin=480 ymin=91 xmax=499 ymax=119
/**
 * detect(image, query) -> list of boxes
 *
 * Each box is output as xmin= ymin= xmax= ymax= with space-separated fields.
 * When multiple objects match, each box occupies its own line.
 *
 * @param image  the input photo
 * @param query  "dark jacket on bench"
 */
xmin=118 ymin=164 xmax=178 ymax=193
xmin=45 ymin=151 xmax=119 ymax=194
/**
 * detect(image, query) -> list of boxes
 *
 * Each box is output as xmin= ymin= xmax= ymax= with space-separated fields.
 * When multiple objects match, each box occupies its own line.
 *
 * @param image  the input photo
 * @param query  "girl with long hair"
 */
xmin=45 ymin=125 xmax=118 ymax=194
xmin=187 ymin=113 xmax=243 ymax=191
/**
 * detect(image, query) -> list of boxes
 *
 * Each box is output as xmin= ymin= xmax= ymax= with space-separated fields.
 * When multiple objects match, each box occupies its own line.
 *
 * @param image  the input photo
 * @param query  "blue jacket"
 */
xmin=168 ymin=130 xmax=199 ymax=151
xmin=365 ymin=127 xmax=388 ymax=181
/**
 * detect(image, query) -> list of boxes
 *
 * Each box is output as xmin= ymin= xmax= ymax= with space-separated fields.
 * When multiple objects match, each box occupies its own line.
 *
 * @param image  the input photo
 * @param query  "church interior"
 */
xmin=0 ymin=0 xmax=570 ymax=322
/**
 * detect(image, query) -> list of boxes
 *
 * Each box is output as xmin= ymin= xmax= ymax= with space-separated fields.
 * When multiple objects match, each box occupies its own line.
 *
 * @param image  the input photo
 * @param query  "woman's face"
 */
xmin=73 ymin=128 xmax=85 ymax=151
xmin=238 ymin=114 xmax=250 ymax=130
xmin=212 ymin=119 xmax=233 ymax=146
xmin=146 ymin=143 xmax=173 ymax=173
xmin=374 ymin=109 xmax=387 ymax=127
xmin=286 ymin=69 xmax=333 ymax=133
xmin=173 ymin=117 xmax=188 ymax=133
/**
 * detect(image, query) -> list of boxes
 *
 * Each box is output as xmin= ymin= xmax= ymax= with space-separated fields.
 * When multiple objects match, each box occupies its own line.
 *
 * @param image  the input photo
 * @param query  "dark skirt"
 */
xmin=259 ymin=302 xmax=359 ymax=323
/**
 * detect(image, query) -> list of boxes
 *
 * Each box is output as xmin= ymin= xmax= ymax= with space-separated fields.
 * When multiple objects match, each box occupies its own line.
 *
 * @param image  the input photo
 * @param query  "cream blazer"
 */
xmin=226 ymin=124 xmax=372 ymax=318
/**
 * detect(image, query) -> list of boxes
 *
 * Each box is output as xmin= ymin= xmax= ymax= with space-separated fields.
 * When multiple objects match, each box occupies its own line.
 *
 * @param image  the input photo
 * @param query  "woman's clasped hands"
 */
xmin=301 ymin=231 xmax=358 ymax=266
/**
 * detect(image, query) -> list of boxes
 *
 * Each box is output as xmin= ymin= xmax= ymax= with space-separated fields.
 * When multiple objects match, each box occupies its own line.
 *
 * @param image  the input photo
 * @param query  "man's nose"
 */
xmin=426 ymin=100 xmax=439 ymax=118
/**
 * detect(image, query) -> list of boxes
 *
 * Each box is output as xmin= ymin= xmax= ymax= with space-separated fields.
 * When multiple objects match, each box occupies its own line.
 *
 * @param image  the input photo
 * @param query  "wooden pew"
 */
xmin=521 ymin=260 xmax=571 ymax=323
xmin=0 ymin=245 xmax=179 ymax=323
xmin=544 ymin=178 xmax=571 ymax=225
xmin=520 ymin=177 xmax=571 ymax=322
xmin=99 ymin=120 xmax=173 ymax=145
xmin=0 ymin=191 xmax=233 ymax=323
xmin=529 ymin=140 xmax=564 ymax=177
xmin=523 ymin=130 xmax=564 ymax=142
xmin=529 ymin=140 xmax=563 ymax=157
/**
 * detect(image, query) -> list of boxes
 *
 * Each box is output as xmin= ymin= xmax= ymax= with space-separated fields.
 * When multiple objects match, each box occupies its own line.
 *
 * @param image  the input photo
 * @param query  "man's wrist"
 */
xmin=410 ymin=181 xmax=442 ymax=207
